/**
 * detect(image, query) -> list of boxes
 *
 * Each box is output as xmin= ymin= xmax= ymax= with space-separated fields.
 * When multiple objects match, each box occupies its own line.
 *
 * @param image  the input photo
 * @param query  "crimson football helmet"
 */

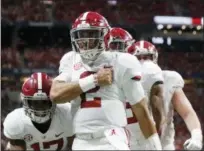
xmin=128 ymin=40 xmax=158 ymax=63
xmin=70 ymin=11 xmax=110 ymax=61
xmin=21 ymin=72 xmax=56 ymax=124
xmin=104 ymin=27 xmax=134 ymax=52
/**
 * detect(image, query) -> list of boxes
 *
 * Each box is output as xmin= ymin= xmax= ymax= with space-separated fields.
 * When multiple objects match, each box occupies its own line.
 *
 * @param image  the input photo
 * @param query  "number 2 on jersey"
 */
xmin=80 ymin=71 xmax=101 ymax=108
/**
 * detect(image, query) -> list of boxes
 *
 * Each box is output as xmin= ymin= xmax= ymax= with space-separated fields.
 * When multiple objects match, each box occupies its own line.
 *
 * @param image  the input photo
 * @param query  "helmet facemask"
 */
xmin=71 ymin=27 xmax=108 ymax=61
xmin=134 ymin=46 xmax=158 ymax=64
xmin=108 ymin=40 xmax=125 ymax=52
xmin=22 ymin=93 xmax=56 ymax=124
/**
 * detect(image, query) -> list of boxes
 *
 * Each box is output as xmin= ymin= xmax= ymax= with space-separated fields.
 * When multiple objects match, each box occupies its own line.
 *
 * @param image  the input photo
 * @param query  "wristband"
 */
xmin=147 ymin=133 xmax=162 ymax=150
xmin=79 ymin=74 xmax=97 ymax=92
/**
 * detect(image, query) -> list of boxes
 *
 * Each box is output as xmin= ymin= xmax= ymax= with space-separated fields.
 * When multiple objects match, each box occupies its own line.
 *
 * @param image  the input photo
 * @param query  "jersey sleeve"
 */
xmin=118 ymin=53 xmax=145 ymax=105
xmin=3 ymin=109 xmax=24 ymax=140
xmin=141 ymin=61 xmax=164 ymax=94
xmin=171 ymin=71 xmax=184 ymax=89
xmin=54 ymin=52 xmax=73 ymax=82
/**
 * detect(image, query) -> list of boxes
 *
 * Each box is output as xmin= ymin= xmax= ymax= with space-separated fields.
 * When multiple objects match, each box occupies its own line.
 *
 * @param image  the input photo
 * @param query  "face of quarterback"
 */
xmin=74 ymin=29 xmax=103 ymax=51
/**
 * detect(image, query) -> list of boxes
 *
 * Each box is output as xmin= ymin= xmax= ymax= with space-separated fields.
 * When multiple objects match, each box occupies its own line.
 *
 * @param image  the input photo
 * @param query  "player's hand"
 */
xmin=183 ymin=138 xmax=203 ymax=150
xmin=96 ymin=67 xmax=113 ymax=86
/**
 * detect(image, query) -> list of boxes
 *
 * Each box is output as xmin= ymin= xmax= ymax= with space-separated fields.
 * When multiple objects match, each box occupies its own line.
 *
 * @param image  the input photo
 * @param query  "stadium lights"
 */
xmin=107 ymin=0 xmax=117 ymax=5
xmin=157 ymin=24 xmax=164 ymax=30
xmin=178 ymin=30 xmax=182 ymax=35
xmin=167 ymin=37 xmax=172 ymax=45
xmin=152 ymin=37 xmax=164 ymax=44
xmin=193 ymin=31 xmax=197 ymax=35
xmin=181 ymin=25 xmax=186 ymax=30
xmin=167 ymin=24 xmax=172 ymax=29
xmin=154 ymin=16 xmax=202 ymax=25
xmin=163 ymin=30 xmax=168 ymax=34
xmin=196 ymin=25 xmax=202 ymax=30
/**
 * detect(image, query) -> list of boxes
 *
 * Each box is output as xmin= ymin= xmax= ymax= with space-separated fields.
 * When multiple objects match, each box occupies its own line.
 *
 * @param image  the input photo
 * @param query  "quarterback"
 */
xmin=50 ymin=12 xmax=162 ymax=150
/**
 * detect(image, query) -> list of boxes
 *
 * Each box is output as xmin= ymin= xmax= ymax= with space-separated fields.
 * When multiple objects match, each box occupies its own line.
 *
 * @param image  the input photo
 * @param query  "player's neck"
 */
xmin=32 ymin=119 xmax=52 ymax=134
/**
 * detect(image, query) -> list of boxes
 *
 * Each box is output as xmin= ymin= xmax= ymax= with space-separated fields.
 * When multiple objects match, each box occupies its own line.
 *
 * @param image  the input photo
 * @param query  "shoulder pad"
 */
xmin=59 ymin=51 xmax=75 ymax=74
xmin=163 ymin=70 xmax=184 ymax=88
xmin=3 ymin=109 xmax=24 ymax=139
xmin=141 ymin=61 xmax=162 ymax=75
xmin=117 ymin=53 xmax=141 ymax=70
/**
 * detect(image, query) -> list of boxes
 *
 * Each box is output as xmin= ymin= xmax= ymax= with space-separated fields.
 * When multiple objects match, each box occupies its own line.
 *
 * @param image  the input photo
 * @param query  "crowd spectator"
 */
xmin=2 ymin=0 xmax=204 ymax=24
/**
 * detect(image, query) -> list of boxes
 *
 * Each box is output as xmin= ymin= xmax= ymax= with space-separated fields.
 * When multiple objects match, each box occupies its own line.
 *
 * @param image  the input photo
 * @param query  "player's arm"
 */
xmin=125 ymin=83 xmax=162 ymax=150
xmin=50 ymin=68 xmax=113 ymax=103
xmin=150 ymin=82 xmax=165 ymax=132
xmin=50 ymin=79 xmax=83 ymax=104
xmin=121 ymin=54 xmax=162 ymax=150
xmin=50 ymin=52 xmax=83 ymax=104
xmin=172 ymin=88 xmax=203 ymax=150
xmin=5 ymin=139 xmax=26 ymax=151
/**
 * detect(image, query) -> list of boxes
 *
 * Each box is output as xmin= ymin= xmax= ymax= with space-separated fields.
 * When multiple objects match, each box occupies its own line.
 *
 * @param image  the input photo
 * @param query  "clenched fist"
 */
xmin=96 ymin=67 xmax=113 ymax=86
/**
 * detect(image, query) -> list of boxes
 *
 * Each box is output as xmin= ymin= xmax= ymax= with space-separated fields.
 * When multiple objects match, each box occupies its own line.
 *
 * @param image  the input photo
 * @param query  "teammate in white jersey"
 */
xmin=50 ymin=11 xmax=162 ymax=150
xmin=129 ymin=41 xmax=165 ymax=131
xmin=3 ymin=73 xmax=74 ymax=150
xmin=105 ymin=31 xmax=165 ymax=150
xmin=130 ymin=41 xmax=203 ymax=150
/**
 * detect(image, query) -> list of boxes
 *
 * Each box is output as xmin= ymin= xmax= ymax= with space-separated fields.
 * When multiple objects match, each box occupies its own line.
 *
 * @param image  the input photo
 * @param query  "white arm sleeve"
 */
xmin=119 ymin=53 xmax=145 ymax=105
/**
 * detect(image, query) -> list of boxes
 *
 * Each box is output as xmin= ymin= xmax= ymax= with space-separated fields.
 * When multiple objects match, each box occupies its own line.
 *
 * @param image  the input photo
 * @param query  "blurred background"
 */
xmin=1 ymin=0 xmax=204 ymax=150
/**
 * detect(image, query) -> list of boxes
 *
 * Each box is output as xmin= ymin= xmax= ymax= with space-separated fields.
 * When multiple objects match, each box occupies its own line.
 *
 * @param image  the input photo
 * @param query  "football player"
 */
xmin=105 ymin=31 xmax=165 ymax=149
xmin=130 ymin=41 xmax=203 ymax=150
xmin=104 ymin=27 xmax=134 ymax=52
xmin=50 ymin=11 xmax=162 ymax=150
xmin=3 ymin=72 xmax=74 ymax=150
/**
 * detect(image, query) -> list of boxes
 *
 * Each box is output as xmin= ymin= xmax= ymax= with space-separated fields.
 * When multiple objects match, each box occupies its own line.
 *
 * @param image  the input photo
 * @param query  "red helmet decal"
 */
xmin=72 ymin=11 xmax=110 ymax=29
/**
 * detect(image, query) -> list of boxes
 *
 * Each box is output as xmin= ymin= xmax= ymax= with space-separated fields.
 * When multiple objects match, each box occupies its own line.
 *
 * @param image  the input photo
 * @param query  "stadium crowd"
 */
xmin=2 ymin=0 xmax=204 ymax=23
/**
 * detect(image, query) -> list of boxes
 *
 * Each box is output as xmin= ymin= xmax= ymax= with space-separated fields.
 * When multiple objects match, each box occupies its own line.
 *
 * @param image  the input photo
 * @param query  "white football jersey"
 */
xmin=160 ymin=70 xmax=184 ymax=149
xmin=55 ymin=51 xmax=145 ymax=134
xmin=140 ymin=60 xmax=164 ymax=98
xmin=125 ymin=60 xmax=164 ymax=149
xmin=3 ymin=104 xmax=73 ymax=150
